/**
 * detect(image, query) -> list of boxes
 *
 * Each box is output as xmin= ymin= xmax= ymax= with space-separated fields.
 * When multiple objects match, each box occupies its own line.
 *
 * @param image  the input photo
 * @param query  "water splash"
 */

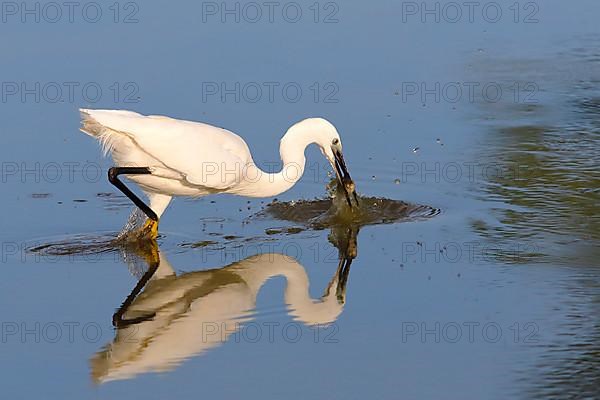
xmin=260 ymin=179 xmax=439 ymax=229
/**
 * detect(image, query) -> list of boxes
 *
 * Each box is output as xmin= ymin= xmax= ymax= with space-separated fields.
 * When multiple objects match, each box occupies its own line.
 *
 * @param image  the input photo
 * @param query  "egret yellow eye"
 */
xmin=332 ymin=138 xmax=339 ymax=145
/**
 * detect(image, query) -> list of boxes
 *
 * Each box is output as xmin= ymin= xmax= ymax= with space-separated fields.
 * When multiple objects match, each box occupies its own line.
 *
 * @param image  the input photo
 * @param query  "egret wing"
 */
xmin=81 ymin=109 xmax=251 ymax=189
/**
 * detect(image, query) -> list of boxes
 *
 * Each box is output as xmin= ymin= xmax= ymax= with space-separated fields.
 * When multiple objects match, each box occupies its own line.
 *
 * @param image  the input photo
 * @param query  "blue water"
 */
xmin=0 ymin=1 xmax=599 ymax=399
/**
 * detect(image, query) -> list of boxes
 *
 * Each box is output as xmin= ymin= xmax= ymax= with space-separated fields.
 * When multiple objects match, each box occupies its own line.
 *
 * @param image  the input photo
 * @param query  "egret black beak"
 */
xmin=333 ymin=148 xmax=359 ymax=208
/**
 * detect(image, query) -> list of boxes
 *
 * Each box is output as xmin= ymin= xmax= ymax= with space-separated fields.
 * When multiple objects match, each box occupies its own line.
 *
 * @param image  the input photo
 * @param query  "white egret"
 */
xmin=80 ymin=109 xmax=357 ymax=238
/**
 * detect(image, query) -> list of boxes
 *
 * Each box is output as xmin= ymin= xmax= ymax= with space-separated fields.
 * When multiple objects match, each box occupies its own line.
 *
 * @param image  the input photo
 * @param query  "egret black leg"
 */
xmin=108 ymin=167 xmax=158 ymax=221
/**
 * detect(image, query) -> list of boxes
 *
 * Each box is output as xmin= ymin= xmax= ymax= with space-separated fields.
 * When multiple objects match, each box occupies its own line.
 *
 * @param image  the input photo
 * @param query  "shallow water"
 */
xmin=1 ymin=1 xmax=599 ymax=399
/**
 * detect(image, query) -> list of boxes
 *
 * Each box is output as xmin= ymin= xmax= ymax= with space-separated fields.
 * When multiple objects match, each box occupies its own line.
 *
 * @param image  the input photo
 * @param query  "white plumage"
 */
xmin=80 ymin=109 xmax=354 ymax=230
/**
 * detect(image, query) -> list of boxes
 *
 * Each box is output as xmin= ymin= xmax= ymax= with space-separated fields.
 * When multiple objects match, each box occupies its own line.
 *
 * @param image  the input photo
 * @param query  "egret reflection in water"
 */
xmin=90 ymin=228 xmax=358 ymax=384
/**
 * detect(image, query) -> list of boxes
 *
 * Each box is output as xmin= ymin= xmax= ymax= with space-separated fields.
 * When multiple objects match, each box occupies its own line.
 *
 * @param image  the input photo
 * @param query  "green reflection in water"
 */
xmin=470 ymin=50 xmax=600 ymax=265
xmin=470 ymin=42 xmax=600 ymax=399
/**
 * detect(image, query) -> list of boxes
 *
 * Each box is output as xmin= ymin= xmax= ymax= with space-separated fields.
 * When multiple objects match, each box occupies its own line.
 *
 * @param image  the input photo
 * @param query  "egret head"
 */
xmin=312 ymin=120 xmax=358 ymax=209
xmin=283 ymin=117 xmax=359 ymax=208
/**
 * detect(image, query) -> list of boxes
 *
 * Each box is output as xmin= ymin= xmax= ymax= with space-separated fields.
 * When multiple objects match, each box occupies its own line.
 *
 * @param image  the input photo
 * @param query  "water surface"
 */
xmin=1 ymin=1 xmax=599 ymax=399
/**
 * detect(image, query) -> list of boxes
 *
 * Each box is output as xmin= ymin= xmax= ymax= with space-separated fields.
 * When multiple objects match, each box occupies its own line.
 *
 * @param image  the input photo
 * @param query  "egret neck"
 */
xmin=234 ymin=118 xmax=334 ymax=197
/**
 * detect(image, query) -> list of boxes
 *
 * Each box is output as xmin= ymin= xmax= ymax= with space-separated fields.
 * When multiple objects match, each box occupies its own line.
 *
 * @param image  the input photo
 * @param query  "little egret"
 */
xmin=80 ymin=109 xmax=358 ymax=238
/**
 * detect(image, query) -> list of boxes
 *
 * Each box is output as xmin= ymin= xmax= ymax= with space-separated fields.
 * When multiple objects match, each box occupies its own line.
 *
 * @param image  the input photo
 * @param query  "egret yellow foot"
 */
xmin=139 ymin=219 xmax=159 ymax=240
